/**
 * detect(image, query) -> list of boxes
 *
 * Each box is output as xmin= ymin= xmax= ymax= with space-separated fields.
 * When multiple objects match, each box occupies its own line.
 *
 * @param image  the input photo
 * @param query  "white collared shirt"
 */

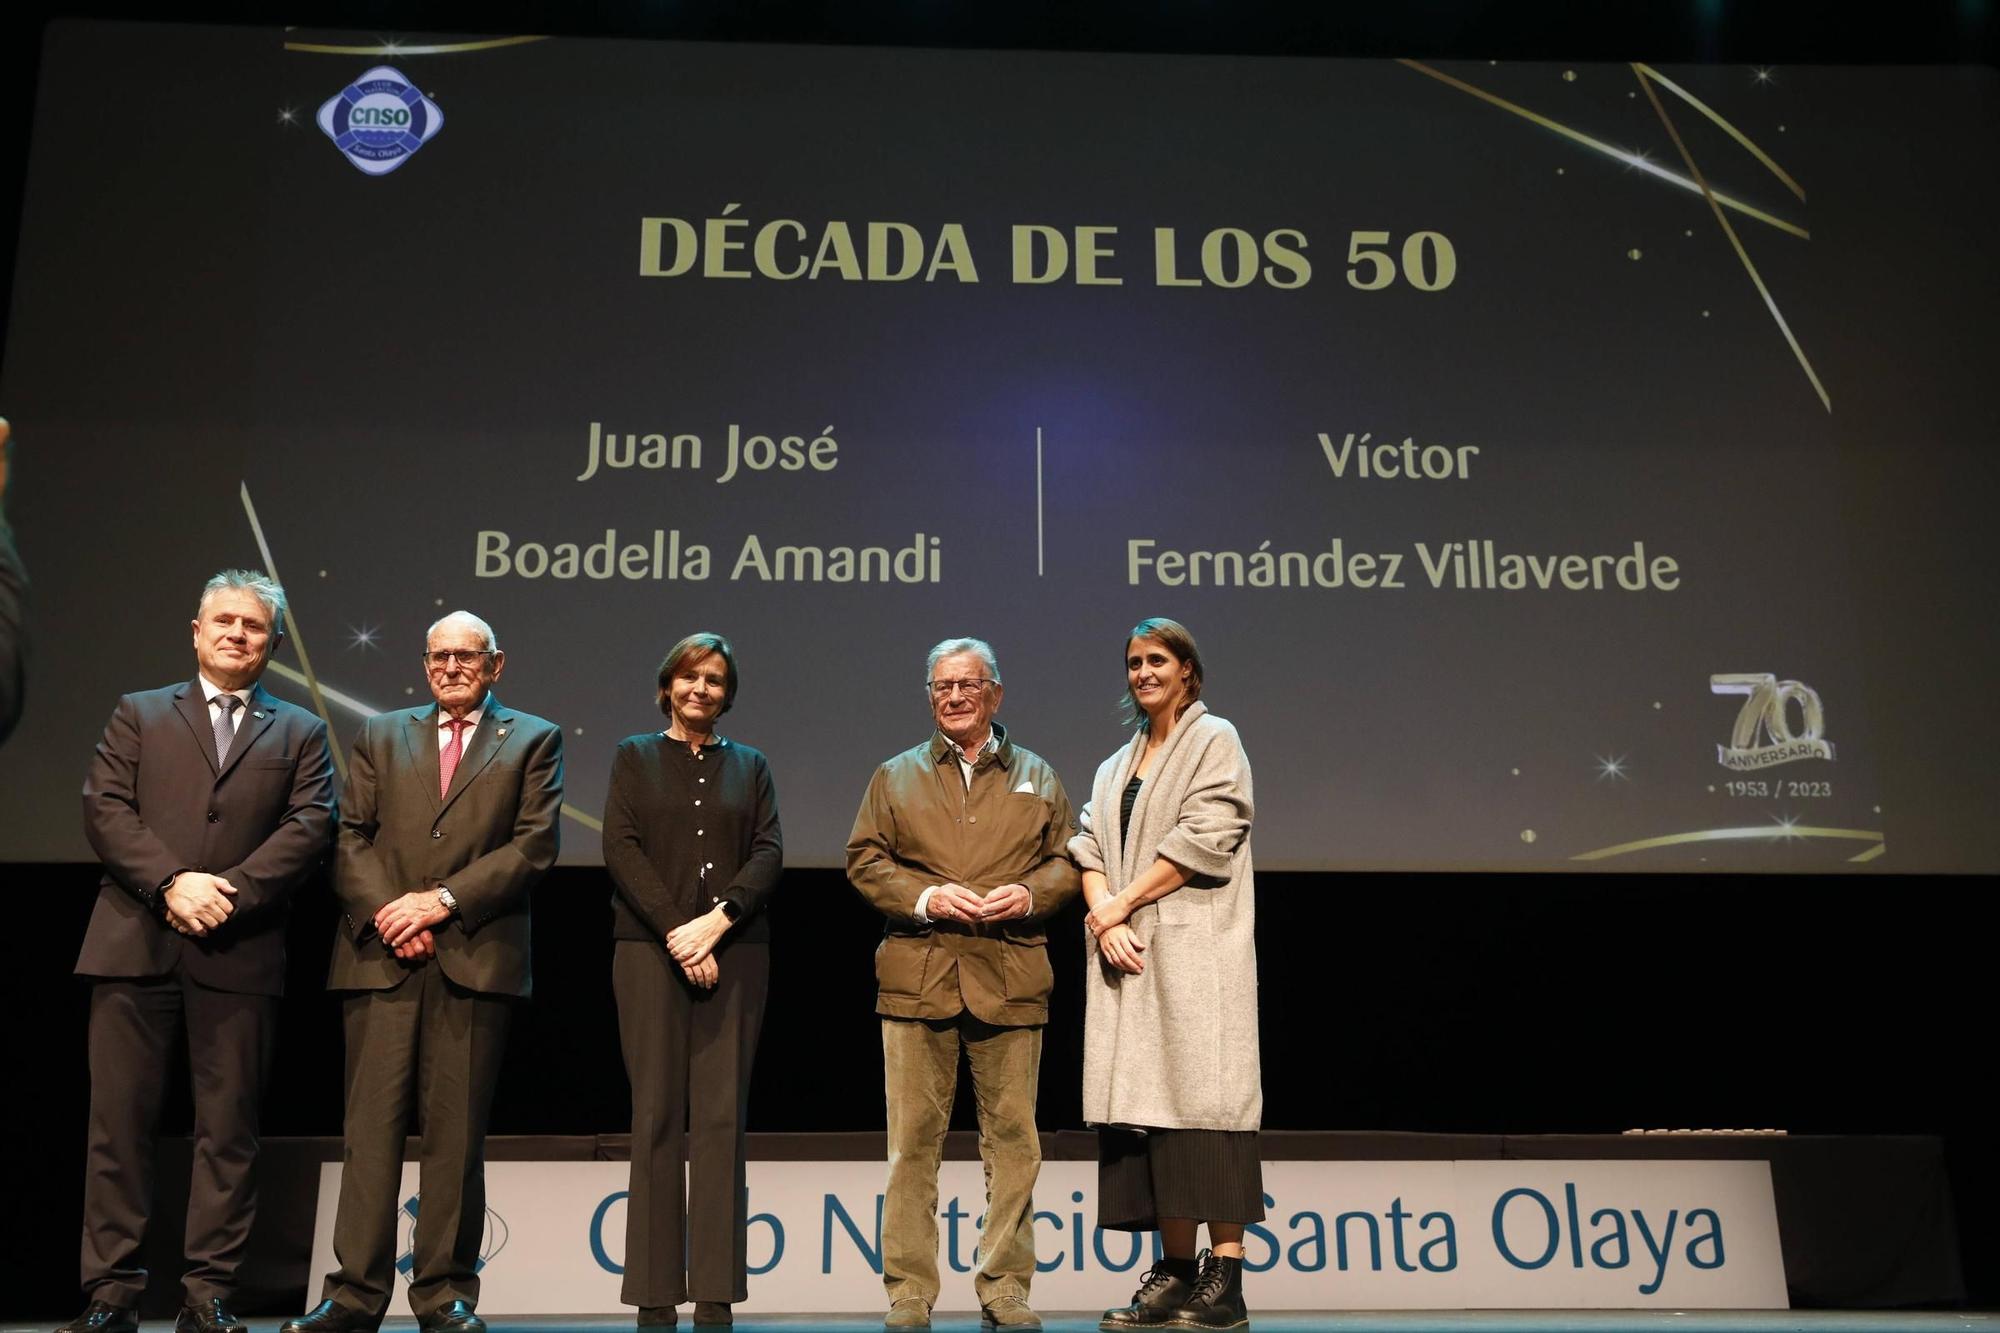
xmin=953 ymin=730 xmax=997 ymax=790
xmin=438 ymin=703 xmax=486 ymax=750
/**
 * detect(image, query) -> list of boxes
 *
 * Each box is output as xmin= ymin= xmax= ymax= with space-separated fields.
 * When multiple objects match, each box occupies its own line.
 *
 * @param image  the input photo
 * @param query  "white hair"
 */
xmin=924 ymin=637 xmax=999 ymax=684
xmin=198 ymin=569 xmax=286 ymax=629
xmin=427 ymin=610 xmax=498 ymax=651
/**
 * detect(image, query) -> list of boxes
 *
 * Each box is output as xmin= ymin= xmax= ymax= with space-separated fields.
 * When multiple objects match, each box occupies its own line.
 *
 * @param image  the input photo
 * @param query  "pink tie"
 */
xmin=440 ymin=718 xmax=469 ymax=797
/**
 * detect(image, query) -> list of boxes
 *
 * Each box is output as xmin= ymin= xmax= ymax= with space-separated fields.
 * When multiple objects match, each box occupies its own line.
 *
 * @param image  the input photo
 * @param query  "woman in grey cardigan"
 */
xmin=1069 ymin=617 xmax=1261 ymax=1332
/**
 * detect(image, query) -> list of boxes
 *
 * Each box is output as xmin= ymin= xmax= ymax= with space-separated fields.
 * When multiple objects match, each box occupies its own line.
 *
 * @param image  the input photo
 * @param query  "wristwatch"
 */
xmin=437 ymin=886 xmax=460 ymax=916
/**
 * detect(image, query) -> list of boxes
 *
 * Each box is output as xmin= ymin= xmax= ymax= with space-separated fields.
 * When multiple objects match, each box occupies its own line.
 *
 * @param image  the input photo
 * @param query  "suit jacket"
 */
xmin=328 ymin=694 xmax=563 ymax=998
xmin=846 ymin=724 xmax=1080 ymax=1026
xmin=0 ymin=521 xmax=25 ymax=748
xmin=77 ymin=678 xmax=337 ymax=996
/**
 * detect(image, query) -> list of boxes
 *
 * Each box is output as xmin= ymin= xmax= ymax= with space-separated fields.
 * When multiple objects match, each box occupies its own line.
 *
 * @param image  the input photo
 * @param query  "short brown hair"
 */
xmin=656 ymin=632 xmax=739 ymax=716
xmin=1119 ymin=617 xmax=1204 ymax=728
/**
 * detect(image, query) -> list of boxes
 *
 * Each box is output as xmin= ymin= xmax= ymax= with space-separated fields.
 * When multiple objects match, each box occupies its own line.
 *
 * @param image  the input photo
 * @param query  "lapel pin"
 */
xmin=253 ymin=711 xmax=267 ymax=720
xmin=498 ymin=728 xmax=508 ymax=737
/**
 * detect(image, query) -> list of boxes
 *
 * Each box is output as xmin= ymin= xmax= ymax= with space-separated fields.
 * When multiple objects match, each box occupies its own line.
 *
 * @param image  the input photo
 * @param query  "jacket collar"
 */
xmin=930 ymin=720 xmax=1014 ymax=770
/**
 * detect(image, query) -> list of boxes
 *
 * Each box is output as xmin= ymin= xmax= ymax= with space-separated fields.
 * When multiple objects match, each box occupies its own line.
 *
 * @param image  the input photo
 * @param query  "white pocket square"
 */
xmin=1014 ymin=781 xmax=1035 ymax=793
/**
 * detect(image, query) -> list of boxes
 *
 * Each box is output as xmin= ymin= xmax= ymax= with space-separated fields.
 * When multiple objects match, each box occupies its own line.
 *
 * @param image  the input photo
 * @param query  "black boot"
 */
xmin=1099 ymin=1256 xmax=1197 ymax=1329
xmin=1165 ymin=1249 xmax=1248 ymax=1330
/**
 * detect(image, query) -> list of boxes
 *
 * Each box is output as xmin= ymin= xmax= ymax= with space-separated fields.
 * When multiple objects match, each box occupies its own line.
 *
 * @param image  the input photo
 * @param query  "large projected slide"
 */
xmin=3 ymin=24 xmax=1993 ymax=869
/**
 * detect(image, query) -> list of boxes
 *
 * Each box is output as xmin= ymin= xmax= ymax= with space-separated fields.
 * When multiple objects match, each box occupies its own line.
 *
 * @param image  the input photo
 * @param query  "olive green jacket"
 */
xmin=846 ymin=724 xmax=1080 ymax=1025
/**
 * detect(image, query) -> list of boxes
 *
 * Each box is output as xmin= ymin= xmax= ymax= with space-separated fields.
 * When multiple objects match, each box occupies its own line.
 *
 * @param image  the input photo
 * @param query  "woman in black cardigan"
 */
xmin=603 ymin=632 xmax=782 ymax=1328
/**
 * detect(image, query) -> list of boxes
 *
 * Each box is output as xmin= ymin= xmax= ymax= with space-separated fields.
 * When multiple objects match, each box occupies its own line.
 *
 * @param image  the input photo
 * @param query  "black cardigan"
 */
xmin=602 ymin=732 xmax=782 ymax=945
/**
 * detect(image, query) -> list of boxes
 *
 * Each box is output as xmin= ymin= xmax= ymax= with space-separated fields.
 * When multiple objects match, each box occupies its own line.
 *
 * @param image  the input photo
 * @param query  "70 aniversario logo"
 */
xmin=1710 ymin=673 xmax=1834 ymax=770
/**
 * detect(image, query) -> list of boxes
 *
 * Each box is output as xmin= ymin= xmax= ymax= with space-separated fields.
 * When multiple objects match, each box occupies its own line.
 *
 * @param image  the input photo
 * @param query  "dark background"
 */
xmin=2 ymin=0 xmax=1994 ymax=1317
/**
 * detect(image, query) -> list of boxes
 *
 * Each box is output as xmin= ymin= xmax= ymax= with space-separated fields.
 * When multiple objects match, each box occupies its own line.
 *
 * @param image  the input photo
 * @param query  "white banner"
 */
xmin=306 ymin=1158 xmax=1786 ymax=1312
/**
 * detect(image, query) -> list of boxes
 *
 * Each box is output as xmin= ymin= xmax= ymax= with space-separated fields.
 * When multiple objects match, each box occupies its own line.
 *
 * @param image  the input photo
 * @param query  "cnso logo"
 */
xmin=396 ymin=1192 xmax=508 ymax=1281
xmin=316 ymin=66 xmax=444 ymax=176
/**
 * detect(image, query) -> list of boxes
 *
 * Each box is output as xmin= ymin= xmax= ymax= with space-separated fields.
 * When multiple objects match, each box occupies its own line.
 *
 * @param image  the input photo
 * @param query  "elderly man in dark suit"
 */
xmin=63 ymin=569 xmax=336 ymax=1333
xmin=283 ymin=611 xmax=562 ymax=1333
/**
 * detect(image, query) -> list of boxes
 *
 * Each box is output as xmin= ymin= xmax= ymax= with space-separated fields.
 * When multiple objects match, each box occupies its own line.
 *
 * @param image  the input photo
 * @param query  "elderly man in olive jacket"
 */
xmin=846 ymin=637 xmax=1080 ymax=1332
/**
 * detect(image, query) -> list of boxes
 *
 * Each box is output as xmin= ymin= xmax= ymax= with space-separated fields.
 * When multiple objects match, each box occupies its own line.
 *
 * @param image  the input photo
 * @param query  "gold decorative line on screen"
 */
xmin=1630 ymin=63 xmax=1805 ymax=203
xmin=261 ymin=658 xmax=605 ymax=833
xmin=282 ymin=35 xmax=550 ymax=56
xmin=1633 ymin=63 xmax=1832 ymax=414
xmin=1569 ymin=825 xmax=1884 ymax=862
xmin=1395 ymin=59 xmax=1808 ymax=241
xmin=240 ymin=483 xmax=347 ymax=782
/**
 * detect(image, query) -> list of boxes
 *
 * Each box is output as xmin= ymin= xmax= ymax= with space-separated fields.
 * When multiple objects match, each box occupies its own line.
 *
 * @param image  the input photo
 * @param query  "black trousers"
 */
xmin=1097 ymin=1127 xmax=1266 ymax=1232
xmin=81 ymin=974 xmax=278 ymax=1306
xmin=321 ymin=964 xmax=512 ymax=1320
xmin=612 ymin=938 xmax=771 ymax=1306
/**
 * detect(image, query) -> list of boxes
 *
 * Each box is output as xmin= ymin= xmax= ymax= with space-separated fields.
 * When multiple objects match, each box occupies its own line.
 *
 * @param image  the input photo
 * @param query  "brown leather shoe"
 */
xmin=980 ymin=1296 xmax=1043 ymax=1330
xmin=883 ymin=1297 xmax=931 ymax=1328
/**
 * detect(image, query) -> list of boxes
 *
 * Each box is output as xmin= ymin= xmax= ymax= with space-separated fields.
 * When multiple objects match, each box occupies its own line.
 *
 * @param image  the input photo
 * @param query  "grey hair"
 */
xmin=198 ymin=569 xmax=286 ymax=629
xmin=427 ymin=610 xmax=498 ymax=651
xmin=924 ymin=637 xmax=1000 ymax=685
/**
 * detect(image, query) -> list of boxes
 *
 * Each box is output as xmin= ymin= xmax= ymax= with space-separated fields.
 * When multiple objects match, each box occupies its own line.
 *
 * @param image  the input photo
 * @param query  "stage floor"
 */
xmin=7 ymin=1315 xmax=1993 ymax=1333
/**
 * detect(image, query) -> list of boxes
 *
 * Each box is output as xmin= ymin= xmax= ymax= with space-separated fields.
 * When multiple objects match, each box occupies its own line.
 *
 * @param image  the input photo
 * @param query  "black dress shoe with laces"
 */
xmin=417 ymin=1300 xmax=486 ymax=1333
xmin=278 ymin=1300 xmax=381 ymax=1333
xmin=55 ymin=1301 xmax=138 ymax=1333
xmin=1100 ymin=1257 xmax=1197 ymax=1329
xmin=174 ymin=1299 xmax=246 ymax=1333
xmin=1164 ymin=1249 xmax=1249 ymax=1330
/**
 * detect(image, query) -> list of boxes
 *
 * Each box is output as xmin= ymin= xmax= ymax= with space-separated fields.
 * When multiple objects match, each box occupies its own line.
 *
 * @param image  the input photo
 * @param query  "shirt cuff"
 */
xmin=914 ymin=885 xmax=938 ymax=923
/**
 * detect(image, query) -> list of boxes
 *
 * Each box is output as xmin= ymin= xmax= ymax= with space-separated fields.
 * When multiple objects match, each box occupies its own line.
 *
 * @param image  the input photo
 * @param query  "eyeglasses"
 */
xmin=928 ymin=677 xmax=994 ymax=699
xmin=424 ymin=649 xmax=495 ymax=669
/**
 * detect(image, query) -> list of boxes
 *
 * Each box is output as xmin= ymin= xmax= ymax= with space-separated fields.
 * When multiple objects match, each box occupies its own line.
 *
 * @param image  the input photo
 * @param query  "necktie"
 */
xmin=440 ymin=718 xmax=469 ymax=797
xmin=212 ymin=695 xmax=240 ymax=767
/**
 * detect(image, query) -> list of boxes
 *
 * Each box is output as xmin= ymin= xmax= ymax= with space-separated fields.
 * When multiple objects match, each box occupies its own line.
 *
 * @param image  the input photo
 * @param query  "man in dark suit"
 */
xmin=283 ymin=611 xmax=562 ymax=1333
xmin=65 ymin=569 xmax=337 ymax=1333
xmin=0 ymin=416 xmax=26 ymax=747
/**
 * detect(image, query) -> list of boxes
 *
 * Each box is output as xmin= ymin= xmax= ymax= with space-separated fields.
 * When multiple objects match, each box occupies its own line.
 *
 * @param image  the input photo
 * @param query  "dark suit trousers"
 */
xmin=613 ymin=939 xmax=770 ymax=1306
xmin=81 ymin=974 xmax=277 ymax=1305
xmin=323 ymin=963 xmax=511 ymax=1319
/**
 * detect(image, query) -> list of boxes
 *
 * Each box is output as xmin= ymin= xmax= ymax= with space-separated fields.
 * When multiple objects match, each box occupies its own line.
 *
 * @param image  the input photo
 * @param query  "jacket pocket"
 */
xmin=875 ymin=935 xmax=932 ymax=997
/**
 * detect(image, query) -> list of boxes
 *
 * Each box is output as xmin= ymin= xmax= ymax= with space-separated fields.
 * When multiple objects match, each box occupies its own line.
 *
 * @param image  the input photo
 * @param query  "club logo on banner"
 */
xmin=395 ymin=1192 xmax=509 ymax=1281
xmin=1710 ymin=673 xmax=1835 ymax=770
xmin=309 ymin=1159 xmax=1788 ymax=1313
xmin=316 ymin=66 xmax=444 ymax=176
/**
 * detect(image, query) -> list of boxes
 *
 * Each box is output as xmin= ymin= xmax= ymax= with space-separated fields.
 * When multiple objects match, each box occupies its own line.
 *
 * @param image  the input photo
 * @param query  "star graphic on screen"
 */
xmin=347 ymin=623 xmax=383 ymax=652
xmin=276 ymin=106 xmax=300 ymax=127
xmin=1753 ymin=67 xmax=1775 ymax=86
xmin=1769 ymin=813 xmax=1801 ymax=839
xmin=1593 ymin=753 xmax=1631 ymax=781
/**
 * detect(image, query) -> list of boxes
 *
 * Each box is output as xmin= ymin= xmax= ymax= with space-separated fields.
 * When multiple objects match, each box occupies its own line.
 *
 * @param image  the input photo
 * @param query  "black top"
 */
xmin=603 ymin=732 xmax=783 ymax=945
xmin=1119 ymin=775 xmax=1143 ymax=854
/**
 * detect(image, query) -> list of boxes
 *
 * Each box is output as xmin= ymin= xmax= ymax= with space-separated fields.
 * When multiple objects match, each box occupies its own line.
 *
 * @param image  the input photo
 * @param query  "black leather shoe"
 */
xmin=278 ymin=1300 xmax=380 ymax=1333
xmin=418 ymin=1301 xmax=486 ymax=1333
xmin=174 ymin=1299 xmax=246 ymax=1333
xmin=1100 ymin=1258 xmax=1196 ymax=1328
xmin=55 ymin=1302 xmax=138 ymax=1333
xmin=636 ymin=1309 xmax=677 ymax=1327
xmin=691 ymin=1304 xmax=731 ymax=1327
xmin=1164 ymin=1250 xmax=1249 ymax=1330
